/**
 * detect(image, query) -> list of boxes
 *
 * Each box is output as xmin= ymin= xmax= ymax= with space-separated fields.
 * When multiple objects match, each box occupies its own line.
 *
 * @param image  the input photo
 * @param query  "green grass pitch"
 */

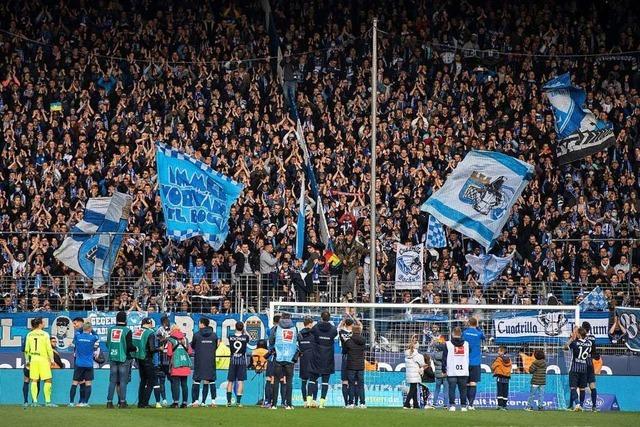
xmin=1 ymin=406 xmax=638 ymax=427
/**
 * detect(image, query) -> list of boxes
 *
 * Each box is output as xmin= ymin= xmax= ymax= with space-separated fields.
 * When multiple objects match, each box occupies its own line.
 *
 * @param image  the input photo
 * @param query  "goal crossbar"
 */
xmin=269 ymin=302 xmax=580 ymax=328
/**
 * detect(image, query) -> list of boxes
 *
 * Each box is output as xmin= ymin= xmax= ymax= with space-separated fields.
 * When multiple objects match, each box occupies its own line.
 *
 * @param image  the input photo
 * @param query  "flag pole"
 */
xmin=369 ymin=18 xmax=378 ymax=346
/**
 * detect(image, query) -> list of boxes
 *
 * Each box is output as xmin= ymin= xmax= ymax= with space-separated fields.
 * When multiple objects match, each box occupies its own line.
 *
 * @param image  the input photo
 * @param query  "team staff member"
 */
xmin=298 ymin=317 xmax=315 ymax=407
xmin=155 ymin=315 xmax=171 ymax=406
xmin=309 ymin=311 xmax=338 ymax=408
xmin=24 ymin=318 xmax=56 ymax=407
xmin=345 ymin=324 xmax=366 ymax=408
xmin=263 ymin=314 xmax=280 ymax=408
xmin=191 ymin=317 xmax=219 ymax=407
xmin=269 ymin=313 xmax=299 ymax=409
xmin=462 ymin=317 xmax=484 ymax=410
xmin=106 ymin=311 xmax=136 ymax=408
xmin=132 ymin=317 xmax=158 ymax=408
xmin=442 ymin=327 xmax=469 ymax=412
xmin=69 ymin=322 xmax=99 ymax=407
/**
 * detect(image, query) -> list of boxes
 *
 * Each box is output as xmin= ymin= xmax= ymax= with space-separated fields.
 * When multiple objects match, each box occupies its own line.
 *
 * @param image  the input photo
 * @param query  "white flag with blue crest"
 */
xmin=543 ymin=73 xmax=615 ymax=164
xmin=465 ymin=253 xmax=512 ymax=285
xmin=421 ymin=150 xmax=534 ymax=249
xmin=54 ymin=192 xmax=132 ymax=288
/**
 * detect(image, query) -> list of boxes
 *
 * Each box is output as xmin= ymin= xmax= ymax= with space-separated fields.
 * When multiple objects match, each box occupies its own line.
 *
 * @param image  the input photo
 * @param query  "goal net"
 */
xmin=269 ymin=302 xmax=580 ymax=409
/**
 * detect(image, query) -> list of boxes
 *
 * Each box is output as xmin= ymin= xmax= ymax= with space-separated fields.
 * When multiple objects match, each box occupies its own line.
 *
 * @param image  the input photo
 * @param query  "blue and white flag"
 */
xmin=579 ymin=286 xmax=608 ymax=311
xmin=156 ymin=143 xmax=244 ymax=250
xmin=421 ymin=150 xmax=534 ymax=249
xmin=54 ymin=192 xmax=132 ymax=288
xmin=395 ymin=244 xmax=424 ymax=290
xmin=543 ymin=73 xmax=615 ymax=164
xmin=426 ymin=215 xmax=447 ymax=248
xmin=296 ymin=176 xmax=306 ymax=259
xmin=465 ymin=253 xmax=512 ymax=285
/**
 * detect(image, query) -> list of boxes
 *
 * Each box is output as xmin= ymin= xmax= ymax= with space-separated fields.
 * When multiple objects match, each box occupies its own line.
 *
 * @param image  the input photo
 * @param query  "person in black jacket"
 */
xmin=190 ymin=317 xmax=219 ymax=407
xmin=345 ymin=324 xmax=366 ymax=408
xmin=308 ymin=310 xmax=338 ymax=408
xmin=298 ymin=317 xmax=315 ymax=407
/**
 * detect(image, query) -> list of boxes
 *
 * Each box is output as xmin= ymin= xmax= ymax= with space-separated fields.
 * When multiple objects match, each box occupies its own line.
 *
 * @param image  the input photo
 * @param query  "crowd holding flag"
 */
xmin=426 ymin=216 xmax=447 ymax=249
xmin=296 ymin=175 xmax=306 ymax=259
xmin=395 ymin=244 xmax=425 ymax=290
xmin=543 ymin=73 xmax=615 ymax=165
xmin=421 ymin=150 xmax=534 ymax=250
xmin=155 ymin=142 xmax=244 ymax=250
xmin=54 ymin=192 xmax=132 ymax=288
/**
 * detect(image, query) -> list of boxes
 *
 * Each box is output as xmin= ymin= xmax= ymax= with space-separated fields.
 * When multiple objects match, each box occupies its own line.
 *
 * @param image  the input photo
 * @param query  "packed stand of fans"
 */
xmin=1 ymin=0 xmax=640 ymax=316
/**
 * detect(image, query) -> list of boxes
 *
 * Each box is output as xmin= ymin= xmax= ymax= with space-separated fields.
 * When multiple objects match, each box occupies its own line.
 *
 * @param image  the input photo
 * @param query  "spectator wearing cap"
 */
xmin=132 ymin=317 xmax=159 ymax=408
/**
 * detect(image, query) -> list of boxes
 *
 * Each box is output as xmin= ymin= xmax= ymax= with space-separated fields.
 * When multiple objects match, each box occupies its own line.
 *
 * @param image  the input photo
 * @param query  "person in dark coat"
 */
xmin=298 ymin=317 xmax=315 ymax=407
xmin=190 ymin=318 xmax=219 ymax=407
xmin=308 ymin=310 xmax=338 ymax=408
xmin=345 ymin=324 xmax=366 ymax=408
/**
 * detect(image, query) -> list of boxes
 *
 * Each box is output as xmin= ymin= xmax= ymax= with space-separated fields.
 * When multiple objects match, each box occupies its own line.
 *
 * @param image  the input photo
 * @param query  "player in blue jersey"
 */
xmin=462 ymin=317 xmax=485 ymax=410
xmin=582 ymin=321 xmax=600 ymax=411
xmin=69 ymin=322 xmax=100 ymax=407
xmin=337 ymin=317 xmax=354 ymax=406
xmin=564 ymin=326 xmax=591 ymax=411
xmin=227 ymin=322 xmax=250 ymax=407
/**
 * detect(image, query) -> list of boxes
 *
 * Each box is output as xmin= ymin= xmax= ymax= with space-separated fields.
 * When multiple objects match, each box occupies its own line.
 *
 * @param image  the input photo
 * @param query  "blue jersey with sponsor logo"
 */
xmin=73 ymin=332 xmax=99 ymax=368
xmin=462 ymin=327 xmax=485 ymax=366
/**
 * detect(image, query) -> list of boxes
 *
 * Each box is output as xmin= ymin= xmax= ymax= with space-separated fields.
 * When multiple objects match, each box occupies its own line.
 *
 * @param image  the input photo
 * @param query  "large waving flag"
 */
xmin=465 ymin=253 xmax=513 ymax=285
xmin=156 ymin=142 xmax=244 ymax=250
xmin=296 ymin=176 xmax=306 ymax=259
xmin=421 ymin=150 xmax=533 ymax=249
xmin=54 ymin=192 xmax=132 ymax=288
xmin=543 ymin=73 xmax=615 ymax=164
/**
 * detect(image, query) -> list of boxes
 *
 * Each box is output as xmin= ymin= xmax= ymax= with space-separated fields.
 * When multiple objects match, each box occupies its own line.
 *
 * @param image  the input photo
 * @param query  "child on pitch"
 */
xmin=526 ymin=349 xmax=547 ymax=411
xmin=491 ymin=346 xmax=512 ymax=410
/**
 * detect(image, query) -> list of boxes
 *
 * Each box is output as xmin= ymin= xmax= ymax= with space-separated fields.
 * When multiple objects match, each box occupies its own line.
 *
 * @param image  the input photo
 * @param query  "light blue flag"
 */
xmin=54 ymin=192 xmax=132 ymax=288
xmin=426 ymin=215 xmax=447 ymax=248
xmin=543 ymin=73 xmax=615 ymax=164
xmin=156 ymin=142 xmax=244 ymax=250
xmin=465 ymin=253 xmax=512 ymax=285
xmin=579 ymin=286 xmax=608 ymax=311
xmin=421 ymin=150 xmax=534 ymax=249
xmin=296 ymin=176 xmax=305 ymax=259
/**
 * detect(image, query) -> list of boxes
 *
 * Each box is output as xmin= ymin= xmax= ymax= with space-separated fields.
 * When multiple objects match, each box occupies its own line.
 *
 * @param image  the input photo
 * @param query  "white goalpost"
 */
xmin=269 ymin=301 xmax=580 ymax=409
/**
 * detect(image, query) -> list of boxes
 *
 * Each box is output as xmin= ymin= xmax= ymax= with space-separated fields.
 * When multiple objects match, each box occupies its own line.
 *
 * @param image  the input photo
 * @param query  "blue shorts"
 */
xmin=569 ymin=371 xmax=588 ymax=388
xmin=73 ymin=367 xmax=94 ymax=382
xmin=227 ymin=363 xmax=247 ymax=382
xmin=468 ymin=365 xmax=481 ymax=383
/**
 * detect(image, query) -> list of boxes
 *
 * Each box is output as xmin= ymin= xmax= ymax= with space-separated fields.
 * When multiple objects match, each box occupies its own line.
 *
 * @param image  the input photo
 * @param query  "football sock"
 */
xmin=467 ymin=385 xmax=477 ymax=406
xmin=570 ymin=389 xmax=577 ymax=407
xmin=44 ymin=382 xmax=52 ymax=404
xmin=70 ymin=384 xmax=77 ymax=403
xmin=153 ymin=385 xmax=161 ymax=402
xmin=342 ymin=384 xmax=349 ymax=405
xmin=202 ymin=384 xmax=209 ymax=403
xmin=23 ymin=382 xmax=29 ymax=403
xmin=308 ymin=380 xmax=317 ymax=400
xmin=84 ymin=385 xmax=92 ymax=403
xmin=226 ymin=391 xmax=232 ymax=404
xmin=79 ymin=384 xmax=86 ymax=403
xmin=210 ymin=383 xmax=217 ymax=400
xmin=579 ymin=390 xmax=585 ymax=406
xmin=30 ymin=381 xmax=39 ymax=403
xmin=236 ymin=394 xmax=242 ymax=404
xmin=192 ymin=383 xmax=200 ymax=403
xmin=301 ymin=380 xmax=308 ymax=400
xmin=321 ymin=383 xmax=329 ymax=399
xmin=591 ymin=388 xmax=597 ymax=408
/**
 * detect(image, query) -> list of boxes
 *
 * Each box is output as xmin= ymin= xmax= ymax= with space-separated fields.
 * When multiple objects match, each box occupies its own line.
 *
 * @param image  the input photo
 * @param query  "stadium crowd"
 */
xmin=1 ymin=0 xmax=640 ymax=314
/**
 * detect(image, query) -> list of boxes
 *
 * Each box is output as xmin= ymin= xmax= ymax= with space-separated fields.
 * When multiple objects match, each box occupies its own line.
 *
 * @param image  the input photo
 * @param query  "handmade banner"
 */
xmin=54 ymin=192 xmax=132 ymax=287
xmin=615 ymin=307 xmax=640 ymax=352
xmin=465 ymin=253 xmax=512 ymax=285
xmin=156 ymin=143 xmax=244 ymax=250
xmin=421 ymin=151 xmax=533 ymax=249
xmin=395 ymin=244 xmax=424 ymax=290
xmin=493 ymin=310 xmax=609 ymax=344
xmin=543 ymin=73 xmax=615 ymax=164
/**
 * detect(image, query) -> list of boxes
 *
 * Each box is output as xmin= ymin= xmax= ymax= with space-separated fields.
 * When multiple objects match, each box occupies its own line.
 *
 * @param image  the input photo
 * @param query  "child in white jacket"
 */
xmin=404 ymin=340 xmax=425 ymax=409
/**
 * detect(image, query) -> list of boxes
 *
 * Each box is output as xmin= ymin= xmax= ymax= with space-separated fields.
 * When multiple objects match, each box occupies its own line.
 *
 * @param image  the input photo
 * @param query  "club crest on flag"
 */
xmin=536 ymin=312 xmax=568 ymax=336
xmin=459 ymin=172 xmax=515 ymax=220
